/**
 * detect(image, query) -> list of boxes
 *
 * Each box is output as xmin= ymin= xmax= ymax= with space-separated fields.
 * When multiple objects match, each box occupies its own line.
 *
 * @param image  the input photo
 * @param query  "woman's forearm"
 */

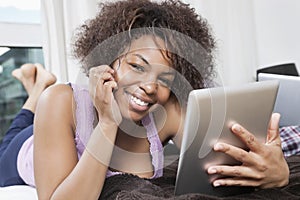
xmin=49 ymin=124 xmax=118 ymax=200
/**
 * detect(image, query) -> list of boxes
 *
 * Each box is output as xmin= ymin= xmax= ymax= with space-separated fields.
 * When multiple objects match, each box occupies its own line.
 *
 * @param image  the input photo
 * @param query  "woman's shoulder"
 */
xmin=38 ymin=83 xmax=90 ymax=102
xmin=34 ymin=83 xmax=77 ymax=137
xmin=39 ymin=83 xmax=74 ymax=104
xmin=36 ymin=84 xmax=75 ymax=122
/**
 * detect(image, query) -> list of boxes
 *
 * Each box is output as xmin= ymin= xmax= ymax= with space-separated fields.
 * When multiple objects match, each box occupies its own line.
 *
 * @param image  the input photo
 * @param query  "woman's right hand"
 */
xmin=88 ymin=65 xmax=121 ymax=125
xmin=207 ymin=113 xmax=289 ymax=188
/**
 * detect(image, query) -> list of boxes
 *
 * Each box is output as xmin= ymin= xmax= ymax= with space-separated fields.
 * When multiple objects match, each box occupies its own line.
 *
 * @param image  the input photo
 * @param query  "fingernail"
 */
xmin=114 ymin=82 xmax=118 ymax=88
xmin=208 ymin=168 xmax=217 ymax=174
xmin=112 ymin=83 xmax=119 ymax=92
xmin=213 ymin=181 xmax=221 ymax=187
xmin=214 ymin=143 xmax=224 ymax=150
xmin=232 ymin=124 xmax=241 ymax=132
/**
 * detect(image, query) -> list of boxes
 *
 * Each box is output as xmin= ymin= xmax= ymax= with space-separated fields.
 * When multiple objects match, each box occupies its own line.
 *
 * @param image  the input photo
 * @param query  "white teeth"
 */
xmin=131 ymin=95 xmax=149 ymax=106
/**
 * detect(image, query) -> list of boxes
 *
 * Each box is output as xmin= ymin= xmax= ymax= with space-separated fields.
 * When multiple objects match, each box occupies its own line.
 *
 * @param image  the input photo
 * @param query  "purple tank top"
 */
xmin=71 ymin=83 xmax=164 ymax=178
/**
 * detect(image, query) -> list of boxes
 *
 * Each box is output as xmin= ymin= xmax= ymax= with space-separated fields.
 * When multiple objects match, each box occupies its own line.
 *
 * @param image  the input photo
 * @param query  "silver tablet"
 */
xmin=258 ymin=73 xmax=300 ymax=127
xmin=174 ymin=80 xmax=279 ymax=197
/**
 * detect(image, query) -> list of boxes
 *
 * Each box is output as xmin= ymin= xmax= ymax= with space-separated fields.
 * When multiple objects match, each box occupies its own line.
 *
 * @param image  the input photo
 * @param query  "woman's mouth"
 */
xmin=131 ymin=95 xmax=149 ymax=106
xmin=129 ymin=94 xmax=151 ymax=112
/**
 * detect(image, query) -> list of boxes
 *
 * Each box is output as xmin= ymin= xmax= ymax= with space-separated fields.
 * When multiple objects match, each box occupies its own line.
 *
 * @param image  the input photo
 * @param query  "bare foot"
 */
xmin=12 ymin=63 xmax=37 ymax=95
xmin=22 ymin=63 xmax=57 ymax=113
xmin=34 ymin=63 xmax=57 ymax=89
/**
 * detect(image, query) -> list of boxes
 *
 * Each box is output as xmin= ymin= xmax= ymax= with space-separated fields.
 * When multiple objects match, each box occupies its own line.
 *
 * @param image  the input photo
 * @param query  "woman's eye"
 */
xmin=130 ymin=63 xmax=145 ymax=72
xmin=159 ymin=78 xmax=172 ymax=88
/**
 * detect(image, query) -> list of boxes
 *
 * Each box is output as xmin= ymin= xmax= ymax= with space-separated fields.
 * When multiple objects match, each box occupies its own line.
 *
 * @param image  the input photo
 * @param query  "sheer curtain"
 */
xmin=41 ymin=0 xmax=258 ymax=86
xmin=41 ymin=0 xmax=98 ymax=84
xmin=185 ymin=0 xmax=258 ymax=86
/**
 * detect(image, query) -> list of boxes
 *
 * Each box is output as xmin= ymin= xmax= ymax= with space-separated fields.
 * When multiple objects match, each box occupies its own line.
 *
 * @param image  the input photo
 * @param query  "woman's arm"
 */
xmin=34 ymin=83 xmax=118 ymax=200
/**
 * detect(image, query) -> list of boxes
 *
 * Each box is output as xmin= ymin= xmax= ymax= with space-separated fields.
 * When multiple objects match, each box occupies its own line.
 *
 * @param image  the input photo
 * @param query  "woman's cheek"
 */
xmin=158 ymin=89 xmax=171 ymax=105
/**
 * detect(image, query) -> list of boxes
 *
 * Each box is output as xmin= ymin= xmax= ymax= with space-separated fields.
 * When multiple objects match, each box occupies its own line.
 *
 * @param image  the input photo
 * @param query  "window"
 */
xmin=0 ymin=0 xmax=42 ymax=142
xmin=0 ymin=47 xmax=44 ymax=139
xmin=0 ymin=0 xmax=40 ymax=24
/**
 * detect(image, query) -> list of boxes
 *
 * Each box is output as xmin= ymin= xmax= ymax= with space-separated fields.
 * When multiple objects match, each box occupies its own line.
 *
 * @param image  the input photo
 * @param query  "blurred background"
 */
xmin=0 ymin=0 xmax=43 ymax=140
xmin=0 ymin=0 xmax=300 ymax=141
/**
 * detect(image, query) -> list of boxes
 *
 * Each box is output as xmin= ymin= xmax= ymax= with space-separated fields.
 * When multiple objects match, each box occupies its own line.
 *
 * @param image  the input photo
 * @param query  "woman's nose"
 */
xmin=140 ymin=81 xmax=158 ymax=94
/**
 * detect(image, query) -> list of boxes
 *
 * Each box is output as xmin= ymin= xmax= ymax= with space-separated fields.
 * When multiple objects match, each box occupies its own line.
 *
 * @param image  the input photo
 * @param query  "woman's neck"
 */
xmin=117 ymin=118 xmax=147 ymax=139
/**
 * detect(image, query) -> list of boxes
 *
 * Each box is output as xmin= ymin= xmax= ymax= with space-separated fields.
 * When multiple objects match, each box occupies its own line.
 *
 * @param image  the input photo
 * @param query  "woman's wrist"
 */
xmin=86 ymin=123 xmax=118 ymax=166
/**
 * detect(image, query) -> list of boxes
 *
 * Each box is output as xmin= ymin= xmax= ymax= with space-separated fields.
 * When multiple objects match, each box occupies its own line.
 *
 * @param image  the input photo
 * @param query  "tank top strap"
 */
xmin=142 ymin=112 xmax=164 ymax=178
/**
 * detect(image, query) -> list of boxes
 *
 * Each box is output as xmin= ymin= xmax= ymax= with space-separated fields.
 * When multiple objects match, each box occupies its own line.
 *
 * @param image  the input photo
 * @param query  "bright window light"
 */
xmin=0 ymin=0 xmax=40 ymax=10
xmin=0 ymin=0 xmax=40 ymax=23
xmin=0 ymin=47 xmax=10 ymax=56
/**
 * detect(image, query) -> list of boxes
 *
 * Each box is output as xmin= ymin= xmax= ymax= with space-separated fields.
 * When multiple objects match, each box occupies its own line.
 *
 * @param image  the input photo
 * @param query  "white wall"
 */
xmin=253 ymin=0 xmax=300 ymax=72
xmin=191 ymin=0 xmax=257 ymax=86
xmin=39 ymin=0 xmax=300 ymax=85
xmin=186 ymin=0 xmax=300 ymax=86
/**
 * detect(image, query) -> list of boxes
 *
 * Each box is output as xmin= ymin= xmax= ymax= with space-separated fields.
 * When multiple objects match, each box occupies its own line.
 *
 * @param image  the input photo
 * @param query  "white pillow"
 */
xmin=0 ymin=185 xmax=37 ymax=200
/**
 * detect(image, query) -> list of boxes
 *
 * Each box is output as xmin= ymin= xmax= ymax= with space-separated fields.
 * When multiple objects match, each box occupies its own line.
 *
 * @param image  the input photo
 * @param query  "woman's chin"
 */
xmin=121 ymin=111 xmax=146 ymax=124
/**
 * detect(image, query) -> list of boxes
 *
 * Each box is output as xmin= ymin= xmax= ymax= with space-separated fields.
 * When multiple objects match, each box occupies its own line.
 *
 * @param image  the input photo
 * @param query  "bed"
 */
xmin=0 ymin=185 xmax=37 ymax=199
xmin=1 ymin=155 xmax=299 ymax=200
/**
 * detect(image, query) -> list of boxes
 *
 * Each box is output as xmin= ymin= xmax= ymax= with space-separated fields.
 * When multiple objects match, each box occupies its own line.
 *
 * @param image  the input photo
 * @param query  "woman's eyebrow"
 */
xmin=160 ymin=71 xmax=175 ymax=76
xmin=132 ymin=53 xmax=149 ymax=65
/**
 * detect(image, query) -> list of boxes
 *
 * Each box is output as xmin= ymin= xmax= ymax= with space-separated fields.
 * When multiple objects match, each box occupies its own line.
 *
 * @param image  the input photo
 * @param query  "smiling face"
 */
xmin=111 ymin=35 xmax=175 ymax=122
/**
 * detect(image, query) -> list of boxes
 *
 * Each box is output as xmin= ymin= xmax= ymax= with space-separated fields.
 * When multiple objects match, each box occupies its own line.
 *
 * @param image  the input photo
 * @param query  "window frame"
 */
xmin=0 ymin=22 xmax=42 ymax=47
xmin=0 ymin=22 xmax=43 ymax=141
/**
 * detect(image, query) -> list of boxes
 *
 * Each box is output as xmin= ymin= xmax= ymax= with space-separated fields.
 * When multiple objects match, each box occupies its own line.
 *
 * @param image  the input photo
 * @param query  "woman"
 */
xmin=0 ymin=0 xmax=289 ymax=199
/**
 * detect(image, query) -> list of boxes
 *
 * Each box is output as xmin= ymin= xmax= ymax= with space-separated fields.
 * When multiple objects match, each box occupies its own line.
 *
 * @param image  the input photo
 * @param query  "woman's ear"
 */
xmin=111 ymin=57 xmax=122 ymax=70
xmin=110 ymin=58 xmax=121 ymax=82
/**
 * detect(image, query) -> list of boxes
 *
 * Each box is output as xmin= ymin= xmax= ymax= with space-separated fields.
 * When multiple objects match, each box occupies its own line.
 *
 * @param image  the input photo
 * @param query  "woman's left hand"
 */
xmin=207 ymin=113 xmax=289 ymax=188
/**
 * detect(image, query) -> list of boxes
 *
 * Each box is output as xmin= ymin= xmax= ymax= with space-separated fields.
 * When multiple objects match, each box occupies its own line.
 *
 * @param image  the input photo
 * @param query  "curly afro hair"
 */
xmin=73 ymin=0 xmax=217 ymax=104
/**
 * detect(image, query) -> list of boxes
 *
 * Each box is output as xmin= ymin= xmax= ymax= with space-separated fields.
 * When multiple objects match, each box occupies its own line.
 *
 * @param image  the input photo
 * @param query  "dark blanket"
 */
xmin=99 ymin=155 xmax=300 ymax=200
